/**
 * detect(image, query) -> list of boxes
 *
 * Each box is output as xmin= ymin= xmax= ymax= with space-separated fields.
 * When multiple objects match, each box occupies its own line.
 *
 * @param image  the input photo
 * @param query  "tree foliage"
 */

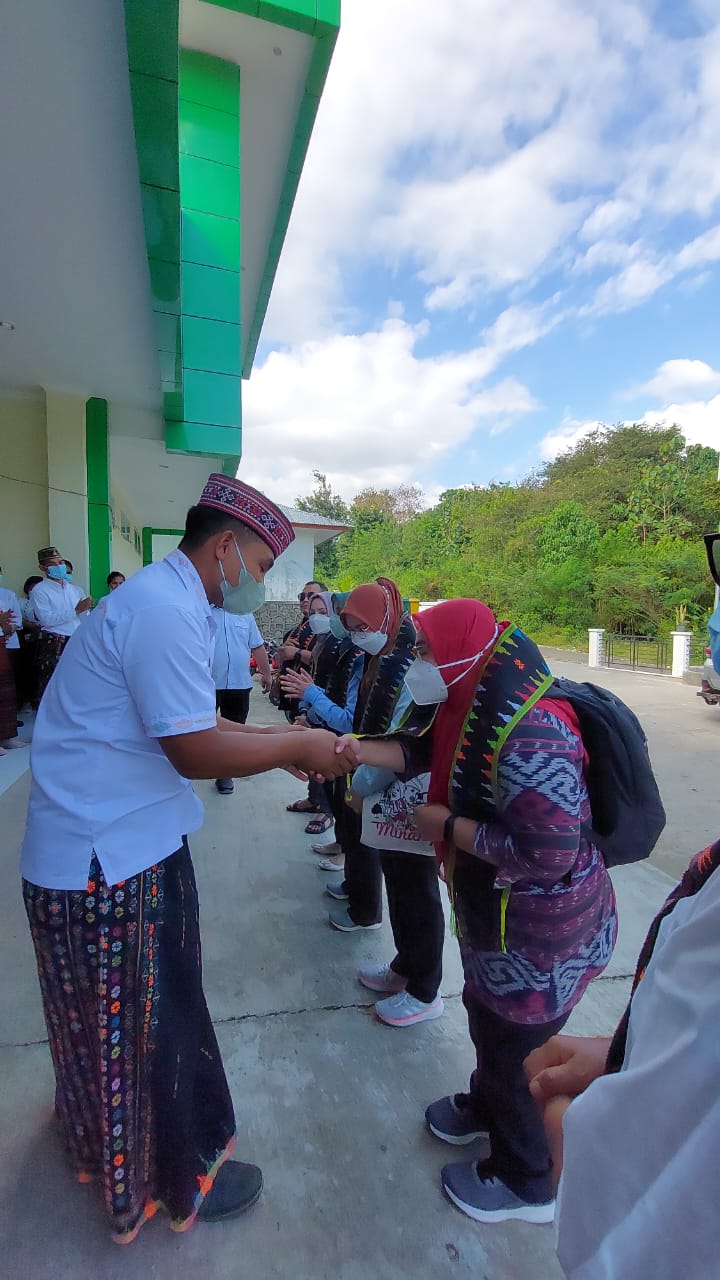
xmin=295 ymin=425 xmax=718 ymax=641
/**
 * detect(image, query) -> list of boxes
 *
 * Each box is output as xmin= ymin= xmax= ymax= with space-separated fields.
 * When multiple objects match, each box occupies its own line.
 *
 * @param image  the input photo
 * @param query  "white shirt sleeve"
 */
xmin=556 ymin=870 xmax=720 ymax=1280
xmin=119 ymin=605 xmax=218 ymax=738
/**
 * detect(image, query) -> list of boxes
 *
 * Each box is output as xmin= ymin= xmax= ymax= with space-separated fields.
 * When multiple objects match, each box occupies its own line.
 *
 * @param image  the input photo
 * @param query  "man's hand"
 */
xmin=280 ymin=668 xmax=313 ymax=699
xmin=295 ymin=729 xmax=359 ymax=780
xmin=260 ymin=673 xmax=272 ymax=694
xmin=76 ymin=597 xmax=93 ymax=614
xmin=0 ymin=608 xmax=14 ymax=637
xmin=524 ymin=1034 xmax=611 ymax=1105
xmin=411 ymin=803 xmax=450 ymax=843
xmin=298 ymin=648 xmax=313 ymax=666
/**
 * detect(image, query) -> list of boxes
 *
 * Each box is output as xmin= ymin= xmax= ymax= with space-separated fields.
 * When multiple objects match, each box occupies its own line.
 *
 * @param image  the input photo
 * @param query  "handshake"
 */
xmin=288 ymin=727 xmax=362 ymax=782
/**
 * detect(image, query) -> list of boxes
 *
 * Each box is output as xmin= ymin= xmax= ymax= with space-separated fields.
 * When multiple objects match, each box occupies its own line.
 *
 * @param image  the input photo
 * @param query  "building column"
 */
xmin=44 ymin=391 xmax=111 ymax=598
xmin=45 ymin=391 xmax=90 ymax=590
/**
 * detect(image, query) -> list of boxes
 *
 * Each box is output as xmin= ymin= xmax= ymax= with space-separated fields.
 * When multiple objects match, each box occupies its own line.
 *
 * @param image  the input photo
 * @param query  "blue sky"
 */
xmin=242 ymin=0 xmax=720 ymax=506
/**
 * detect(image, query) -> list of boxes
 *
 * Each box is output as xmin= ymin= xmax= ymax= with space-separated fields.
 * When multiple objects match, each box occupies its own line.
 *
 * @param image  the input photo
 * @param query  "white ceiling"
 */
xmin=0 ymin=0 xmax=161 ymax=405
xmin=181 ymin=0 xmax=313 ymax=368
xmin=110 ymin=433 xmax=221 ymax=531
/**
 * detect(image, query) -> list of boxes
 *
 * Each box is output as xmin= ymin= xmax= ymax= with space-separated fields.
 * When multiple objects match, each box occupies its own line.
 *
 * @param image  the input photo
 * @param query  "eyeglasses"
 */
xmin=298 ymin=592 xmax=313 ymax=602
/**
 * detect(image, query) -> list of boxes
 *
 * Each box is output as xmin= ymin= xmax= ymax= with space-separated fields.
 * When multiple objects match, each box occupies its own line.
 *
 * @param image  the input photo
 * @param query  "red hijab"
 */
xmin=416 ymin=599 xmax=501 ymax=807
xmin=341 ymin=577 xmax=404 ymax=655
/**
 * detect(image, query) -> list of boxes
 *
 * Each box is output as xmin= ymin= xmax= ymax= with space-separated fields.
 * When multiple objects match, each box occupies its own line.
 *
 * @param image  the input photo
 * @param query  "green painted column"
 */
xmin=85 ymin=397 xmax=112 ymax=599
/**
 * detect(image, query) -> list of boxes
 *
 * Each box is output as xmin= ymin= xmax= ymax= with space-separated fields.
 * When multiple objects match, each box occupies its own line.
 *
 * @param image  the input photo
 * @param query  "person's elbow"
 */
xmin=159 ymin=729 xmax=216 ymax=779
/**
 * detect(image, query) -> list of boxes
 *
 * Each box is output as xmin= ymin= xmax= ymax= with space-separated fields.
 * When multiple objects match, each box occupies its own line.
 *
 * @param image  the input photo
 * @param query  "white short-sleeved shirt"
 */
xmin=0 ymin=586 xmax=22 ymax=650
xmin=556 ymin=867 xmax=720 ymax=1280
xmin=29 ymin=578 xmax=87 ymax=637
xmin=21 ymin=550 xmax=217 ymax=890
xmin=211 ymin=606 xmax=264 ymax=690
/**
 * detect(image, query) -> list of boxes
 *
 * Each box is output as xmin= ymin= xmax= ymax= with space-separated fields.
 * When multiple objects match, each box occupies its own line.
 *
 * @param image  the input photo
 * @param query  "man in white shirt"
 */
xmin=211 ymin=607 xmax=272 ymax=794
xmin=525 ymin=840 xmax=720 ymax=1280
xmin=21 ymin=473 xmax=357 ymax=1245
xmin=30 ymin=546 xmax=93 ymax=700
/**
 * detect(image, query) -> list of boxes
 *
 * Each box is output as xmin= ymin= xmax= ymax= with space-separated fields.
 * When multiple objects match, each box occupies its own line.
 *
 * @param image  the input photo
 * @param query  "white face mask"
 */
xmin=351 ymin=630 xmax=387 ymax=656
xmin=308 ymin=613 xmax=331 ymax=635
xmin=404 ymin=637 xmax=497 ymax=707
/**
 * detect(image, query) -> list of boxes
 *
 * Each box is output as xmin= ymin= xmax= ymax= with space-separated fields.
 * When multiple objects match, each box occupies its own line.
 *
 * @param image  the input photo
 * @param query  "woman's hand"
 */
xmin=411 ymin=803 xmax=450 ymax=843
xmin=280 ymin=668 xmax=313 ymax=699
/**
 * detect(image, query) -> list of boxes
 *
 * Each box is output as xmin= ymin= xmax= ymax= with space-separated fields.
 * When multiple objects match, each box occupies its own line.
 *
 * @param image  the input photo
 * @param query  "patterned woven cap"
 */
xmin=198 ymin=473 xmax=294 ymax=558
xmin=37 ymin=546 xmax=61 ymax=563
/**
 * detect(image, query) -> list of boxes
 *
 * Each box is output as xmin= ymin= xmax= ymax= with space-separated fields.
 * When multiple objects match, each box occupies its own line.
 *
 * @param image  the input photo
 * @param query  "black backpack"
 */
xmin=548 ymin=676 xmax=666 ymax=868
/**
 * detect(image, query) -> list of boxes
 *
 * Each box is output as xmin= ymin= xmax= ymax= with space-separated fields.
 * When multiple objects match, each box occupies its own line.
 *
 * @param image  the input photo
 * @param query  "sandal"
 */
xmin=305 ymin=813 xmax=333 ymax=835
xmin=286 ymin=799 xmax=320 ymax=814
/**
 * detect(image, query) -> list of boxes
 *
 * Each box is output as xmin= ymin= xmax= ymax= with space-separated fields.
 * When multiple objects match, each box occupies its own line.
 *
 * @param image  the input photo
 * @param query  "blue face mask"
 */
xmin=329 ymin=614 xmax=347 ymax=640
xmin=47 ymin=564 xmax=68 ymax=581
xmin=219 ymin=538 xmax=265 ymax=615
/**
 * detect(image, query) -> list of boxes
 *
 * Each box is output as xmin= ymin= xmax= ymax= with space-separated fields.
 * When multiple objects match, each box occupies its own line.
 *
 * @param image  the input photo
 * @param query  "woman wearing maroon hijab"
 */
xmin=339 ymin=599 xmax=616 ymax=1225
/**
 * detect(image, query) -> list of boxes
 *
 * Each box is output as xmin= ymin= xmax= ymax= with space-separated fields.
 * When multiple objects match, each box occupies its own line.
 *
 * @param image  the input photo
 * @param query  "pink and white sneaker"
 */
xmin=374 ymin=991 xmax=444 ymax=1027
xmin=357 ymin=963 xmax=407 ymax=994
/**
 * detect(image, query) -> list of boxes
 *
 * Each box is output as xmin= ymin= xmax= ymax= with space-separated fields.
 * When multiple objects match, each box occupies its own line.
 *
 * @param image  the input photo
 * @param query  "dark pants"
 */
xmin=216 ymin=689 xmax=250 ymax=786
xmin=383 ymin=851 xmax=444 ymax=1003
xmin=463 ymin=988 xmax=569 ymax=1203
xmin=341 ymin=811 xmax=383 ymax=925
xmin=216 ymin=688 xmax=251 ymax=724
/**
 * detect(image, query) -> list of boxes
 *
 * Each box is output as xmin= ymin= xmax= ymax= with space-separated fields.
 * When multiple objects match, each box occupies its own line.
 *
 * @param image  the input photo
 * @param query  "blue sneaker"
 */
xmin=442 ymin=1159 xmax=555 ymax=1224
xmin=425 ymin=1094 xmax=489 ymax=1145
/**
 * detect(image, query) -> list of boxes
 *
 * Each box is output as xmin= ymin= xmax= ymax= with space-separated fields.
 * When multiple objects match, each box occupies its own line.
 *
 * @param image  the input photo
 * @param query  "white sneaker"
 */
xmin=375 ymin=991 xmax=444 ymax=1027
xmin=357 ymin=963 xmax=407 ymax=994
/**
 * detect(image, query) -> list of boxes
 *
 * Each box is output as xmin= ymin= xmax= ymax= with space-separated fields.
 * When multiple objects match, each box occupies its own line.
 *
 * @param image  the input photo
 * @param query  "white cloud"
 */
xmin=642 ymin=401 xmax=720 ymax=450
xmin=241 ymin=319 xmax=539 ymax=503
xmin=539 ymin=418 xmax=603 ymax=461
xmin=264 ymin=0 xmax=683 ymax=340
xmin=628 ymin=358 xmax=720 ymax=402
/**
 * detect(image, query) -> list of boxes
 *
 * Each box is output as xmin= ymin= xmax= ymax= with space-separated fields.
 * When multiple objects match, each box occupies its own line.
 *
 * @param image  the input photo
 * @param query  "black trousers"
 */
xmin=340 ymin=811 xmax=444 ymax=1001
xmin=463 ymin=988 xmax=569 ymax=1203
xmin=383 ymin=851 xmax=444 ymax=1003
xmin=216 ymin=688 xmax=251 ymax=724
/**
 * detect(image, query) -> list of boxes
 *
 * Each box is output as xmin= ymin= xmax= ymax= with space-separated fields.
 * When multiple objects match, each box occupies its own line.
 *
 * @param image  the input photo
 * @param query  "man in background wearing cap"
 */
xmin=30 ymin=546 xmax=93 ymax=701
xmin=20 ymin=475 xmax=357 ymax=1245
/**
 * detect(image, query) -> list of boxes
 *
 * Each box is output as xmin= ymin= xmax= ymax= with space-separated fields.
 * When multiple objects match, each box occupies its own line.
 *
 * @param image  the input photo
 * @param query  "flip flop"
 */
xmin=286 ymin=799 xmax=320 ymax=814
xmin=316 ymin=858 xmax=345 ymax=872
xmin=304 ymin=814 xmax=334 ymax=835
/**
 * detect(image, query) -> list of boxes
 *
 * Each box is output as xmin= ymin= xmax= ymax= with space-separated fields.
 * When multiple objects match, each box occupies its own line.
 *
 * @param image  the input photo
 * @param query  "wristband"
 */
xmin=443 ymin=813 xmax=456 ymax=845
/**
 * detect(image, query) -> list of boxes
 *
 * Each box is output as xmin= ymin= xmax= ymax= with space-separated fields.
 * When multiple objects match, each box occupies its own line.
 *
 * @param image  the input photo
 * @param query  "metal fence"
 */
xmin=605 ymin=633 xmax=671 ymax=672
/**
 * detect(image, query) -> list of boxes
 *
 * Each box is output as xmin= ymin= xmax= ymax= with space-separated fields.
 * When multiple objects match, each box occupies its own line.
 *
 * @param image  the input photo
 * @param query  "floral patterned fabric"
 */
xmin=23 ymin=842 xmax=235 ymax=1244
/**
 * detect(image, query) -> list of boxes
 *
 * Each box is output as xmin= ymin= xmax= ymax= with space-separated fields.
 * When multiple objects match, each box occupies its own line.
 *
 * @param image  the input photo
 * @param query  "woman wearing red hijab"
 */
xmin=329 ymin=579 xmax=443 ymax=1026
xmin=339 ymin=599 xmax=617 ymax=1224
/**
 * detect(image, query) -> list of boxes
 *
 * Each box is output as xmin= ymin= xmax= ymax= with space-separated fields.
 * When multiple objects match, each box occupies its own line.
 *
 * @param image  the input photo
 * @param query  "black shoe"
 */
xmin=215 ymin=779 xmax=234 ymax=795
xmin=197 ymin=1161 xmax=263 ymax=1222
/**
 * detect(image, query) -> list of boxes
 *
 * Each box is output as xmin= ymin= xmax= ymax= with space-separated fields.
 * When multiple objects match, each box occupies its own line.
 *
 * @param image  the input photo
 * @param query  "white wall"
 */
xmin=45 ymin=391 xmax=90 ymax=591
xmin=110 ymin=529 xmax=143 ymax=580
xmin=0 ymin=394 xmax=49 ymax=594
xmin=265 ymin=527 xmax=315 ymax=602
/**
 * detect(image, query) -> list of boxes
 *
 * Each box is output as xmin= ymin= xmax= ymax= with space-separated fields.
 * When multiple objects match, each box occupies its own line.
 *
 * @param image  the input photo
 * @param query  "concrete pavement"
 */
xmin=0 ymin=661 xmax=712 ymax=1279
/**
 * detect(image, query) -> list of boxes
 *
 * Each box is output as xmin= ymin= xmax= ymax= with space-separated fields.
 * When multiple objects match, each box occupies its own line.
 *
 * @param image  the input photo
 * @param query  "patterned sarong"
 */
xmin=23 ymin=842 xmax=236 ymax=1243
xmin=0 ymin=639 xmax=17 ymax=739
xmin=35 ymin=630 xmax=70 ymax=702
